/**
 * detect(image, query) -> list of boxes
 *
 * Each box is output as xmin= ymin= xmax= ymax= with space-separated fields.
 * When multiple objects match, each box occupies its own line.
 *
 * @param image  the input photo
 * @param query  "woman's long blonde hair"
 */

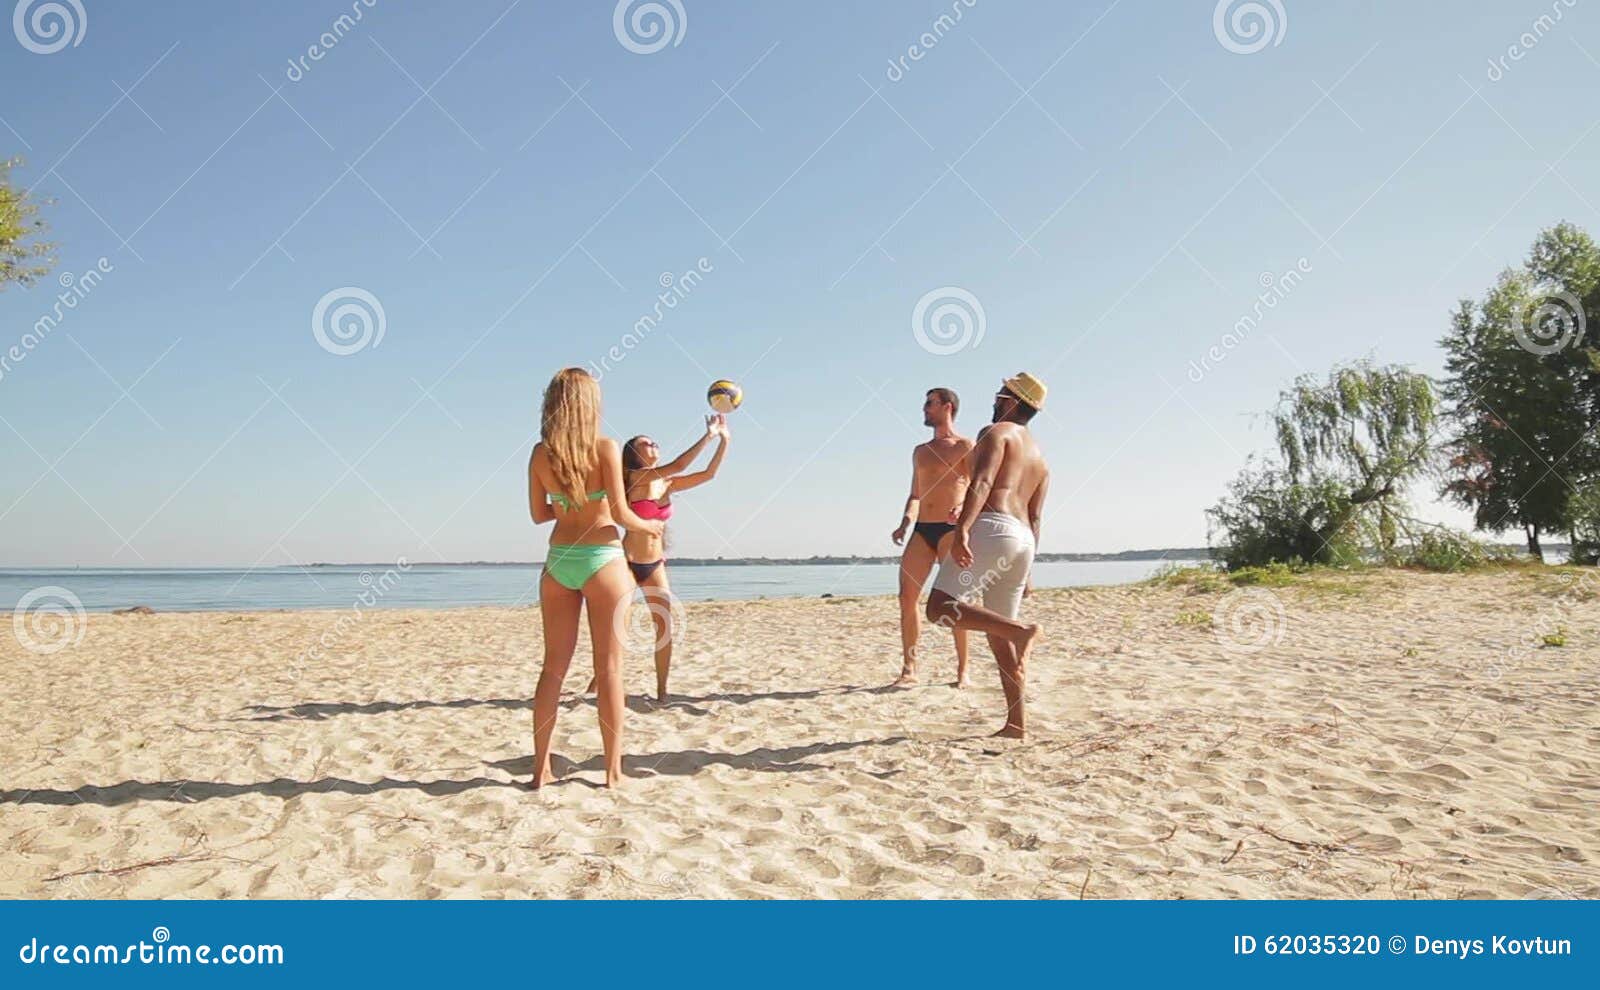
xmin=540 ymin=368 xmax=601 ymax=510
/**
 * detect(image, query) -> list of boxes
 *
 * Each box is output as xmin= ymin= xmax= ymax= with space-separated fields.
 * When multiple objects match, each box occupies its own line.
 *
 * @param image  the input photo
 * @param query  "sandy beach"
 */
xmin=2 ymin=567 xmax=1596 ymax=899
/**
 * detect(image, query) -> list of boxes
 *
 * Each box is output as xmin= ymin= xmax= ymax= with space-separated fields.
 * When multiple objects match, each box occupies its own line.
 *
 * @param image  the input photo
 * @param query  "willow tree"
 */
xmin=1209 ymin=360 xmax=1437 ymax=568
xmin=1 ymin=157 xmax=55 ymax=289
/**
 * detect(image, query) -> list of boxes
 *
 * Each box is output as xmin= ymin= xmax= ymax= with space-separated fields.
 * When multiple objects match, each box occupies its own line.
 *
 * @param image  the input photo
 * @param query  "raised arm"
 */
xmin=892 ymin=449 xmax=921 ymax=546
xmin=668 ymin=430 xmax=728 ymax=493
xmin=633 ymin=417 xmax=717 ymax=482
xmin=527 ymin=444 xmax=556 ymax=525
xmin=599 ymin=438 xmax=663 ymax=535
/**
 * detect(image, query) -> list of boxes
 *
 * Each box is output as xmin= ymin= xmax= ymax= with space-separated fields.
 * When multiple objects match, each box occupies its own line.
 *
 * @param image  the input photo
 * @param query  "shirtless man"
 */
xmin=890 ymin=388 xmax=973 ymax=687
xmin=926 ymin=373 xmax=1049 ymax=738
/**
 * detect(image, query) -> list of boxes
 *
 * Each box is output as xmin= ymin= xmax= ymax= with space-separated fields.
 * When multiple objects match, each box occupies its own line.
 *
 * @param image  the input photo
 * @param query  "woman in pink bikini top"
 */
xmin=605 ymin=413 xmax=729 ymax=701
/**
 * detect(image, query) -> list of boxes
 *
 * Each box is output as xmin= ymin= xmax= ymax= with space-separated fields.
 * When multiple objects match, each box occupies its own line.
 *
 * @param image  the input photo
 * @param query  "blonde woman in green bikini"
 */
xmin=527 ymin=367 xmax=664 ymax=789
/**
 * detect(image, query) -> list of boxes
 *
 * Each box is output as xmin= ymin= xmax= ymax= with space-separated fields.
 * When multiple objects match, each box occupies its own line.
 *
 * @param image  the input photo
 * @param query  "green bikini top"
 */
xmin=549 ymin=489 xmax=607 ymax=511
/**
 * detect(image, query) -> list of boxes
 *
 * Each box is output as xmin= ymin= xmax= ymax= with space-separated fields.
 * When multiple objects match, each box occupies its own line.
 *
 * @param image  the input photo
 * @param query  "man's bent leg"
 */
xmin=926 ymin=589 xmax=1038 ymax=647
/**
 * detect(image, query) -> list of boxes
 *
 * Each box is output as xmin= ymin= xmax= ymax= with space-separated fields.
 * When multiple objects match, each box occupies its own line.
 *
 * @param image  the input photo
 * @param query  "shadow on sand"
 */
xmin=492 ymin=735 xmax=912 ymax=784
xmin=0 ymin=738 xmax=914 ymax=806
xmin=238 ymin=682 xmax=905 ymax=723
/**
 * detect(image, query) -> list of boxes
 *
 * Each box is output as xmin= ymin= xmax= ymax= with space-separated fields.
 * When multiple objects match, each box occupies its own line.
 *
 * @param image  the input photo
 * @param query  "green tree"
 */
xmin=1440 ymin=223 xmax=1600 ymax=560
xmin=1570 ymin=483 xmax=1600 ymax=566
xmin=1208 ymin=360 xmax=1438 ymax=568
xmin=0 ymin=156 xmax=56 ymax=289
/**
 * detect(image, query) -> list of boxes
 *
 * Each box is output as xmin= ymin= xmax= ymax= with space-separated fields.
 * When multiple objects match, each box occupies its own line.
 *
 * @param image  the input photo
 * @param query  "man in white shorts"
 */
xmin=926 ymin=372 xmax=1050 ymax=738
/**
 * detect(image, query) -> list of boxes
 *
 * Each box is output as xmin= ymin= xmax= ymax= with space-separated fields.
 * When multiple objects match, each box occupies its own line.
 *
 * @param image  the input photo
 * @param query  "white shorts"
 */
xmin=931 ymin=512 xmax=1036 ymax=619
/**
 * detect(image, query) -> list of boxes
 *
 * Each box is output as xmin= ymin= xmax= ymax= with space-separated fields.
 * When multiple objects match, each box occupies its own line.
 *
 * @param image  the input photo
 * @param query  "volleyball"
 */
xmin=707 ymin=379 xmax=743 ymax=413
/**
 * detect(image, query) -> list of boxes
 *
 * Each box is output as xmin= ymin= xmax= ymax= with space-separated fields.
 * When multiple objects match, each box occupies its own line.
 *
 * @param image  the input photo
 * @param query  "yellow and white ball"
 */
xmin=707 ymin=379 xmax=743 ymax=413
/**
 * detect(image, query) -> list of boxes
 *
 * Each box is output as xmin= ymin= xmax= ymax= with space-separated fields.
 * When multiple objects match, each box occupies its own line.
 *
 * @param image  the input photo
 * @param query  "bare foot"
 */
xmin=992 ymin=725 xmax=1025 ymax=739
xmin=891 ymin=669 xmax=919 ymax=688
xmin=532 ymin=764 xmax=557 ymax=789
xmin=953 ymin=670 xmax=970 ymax=688
xmin=604 ymin=767 xmax=623 ymax=788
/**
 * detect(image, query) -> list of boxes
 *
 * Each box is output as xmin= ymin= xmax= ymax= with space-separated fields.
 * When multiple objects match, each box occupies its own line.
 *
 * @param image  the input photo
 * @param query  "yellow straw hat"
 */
xmin=1002 ymin=372 xmax=1047 ymax=410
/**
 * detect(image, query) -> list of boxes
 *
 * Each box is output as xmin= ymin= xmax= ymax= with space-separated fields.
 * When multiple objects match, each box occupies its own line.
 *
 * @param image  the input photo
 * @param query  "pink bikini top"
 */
xmin=630 ymin=498 xmax=672 ymax=521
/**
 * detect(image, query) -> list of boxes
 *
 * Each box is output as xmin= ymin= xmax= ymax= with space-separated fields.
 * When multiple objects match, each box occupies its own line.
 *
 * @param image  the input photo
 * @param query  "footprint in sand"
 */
xmin=918 ymin=814 xmax=966 ymax=836
xmin=792 ymin=849 xmax=843 ymax=881
xmin=589 ymin=836 xmax=631 ymax=856
xmin=730 ymin=803 xmax=783 ymax=824
xmin=919 ymin=849 xmax=985 ymax=877
xmin=749 ymin=864 xmax=783 ymax=885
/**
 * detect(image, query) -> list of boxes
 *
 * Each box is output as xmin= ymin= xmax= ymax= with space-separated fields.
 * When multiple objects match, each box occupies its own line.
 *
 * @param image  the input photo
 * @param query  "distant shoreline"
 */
xmin=302 ymin=548 xmax=1218 ymax=567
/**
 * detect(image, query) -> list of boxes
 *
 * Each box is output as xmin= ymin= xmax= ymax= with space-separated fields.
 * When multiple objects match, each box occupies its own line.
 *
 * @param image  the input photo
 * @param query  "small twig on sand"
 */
xmin=43 ymin=852 xmax=228 ymax=883
xmin=173 ymin=722 xmax=271 ymax=738
xmin=1222 ymin=838 xmax=1244 ymax=865
xmin=1078 ymin=865 xmax=1093 ymax=899
xmin=1157 ymin=824 xmax=1179 ymax=843
xmin=1255 ymin=825 xmax=1358 ymax=854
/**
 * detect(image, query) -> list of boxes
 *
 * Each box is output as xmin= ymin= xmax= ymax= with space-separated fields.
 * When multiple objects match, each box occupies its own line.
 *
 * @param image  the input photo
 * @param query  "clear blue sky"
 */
xmin=1 ymin=0 xmax=1596 ymax=566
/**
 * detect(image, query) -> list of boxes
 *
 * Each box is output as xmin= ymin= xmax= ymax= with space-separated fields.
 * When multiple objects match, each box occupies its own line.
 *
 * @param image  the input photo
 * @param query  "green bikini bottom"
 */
xmin=544 ymin=543 xmax=626 ymax=590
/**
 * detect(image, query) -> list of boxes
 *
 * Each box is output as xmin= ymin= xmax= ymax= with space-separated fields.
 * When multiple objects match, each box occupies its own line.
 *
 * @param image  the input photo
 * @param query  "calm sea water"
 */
xmin=0 ymin=559 xmax=1203 ymax=613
